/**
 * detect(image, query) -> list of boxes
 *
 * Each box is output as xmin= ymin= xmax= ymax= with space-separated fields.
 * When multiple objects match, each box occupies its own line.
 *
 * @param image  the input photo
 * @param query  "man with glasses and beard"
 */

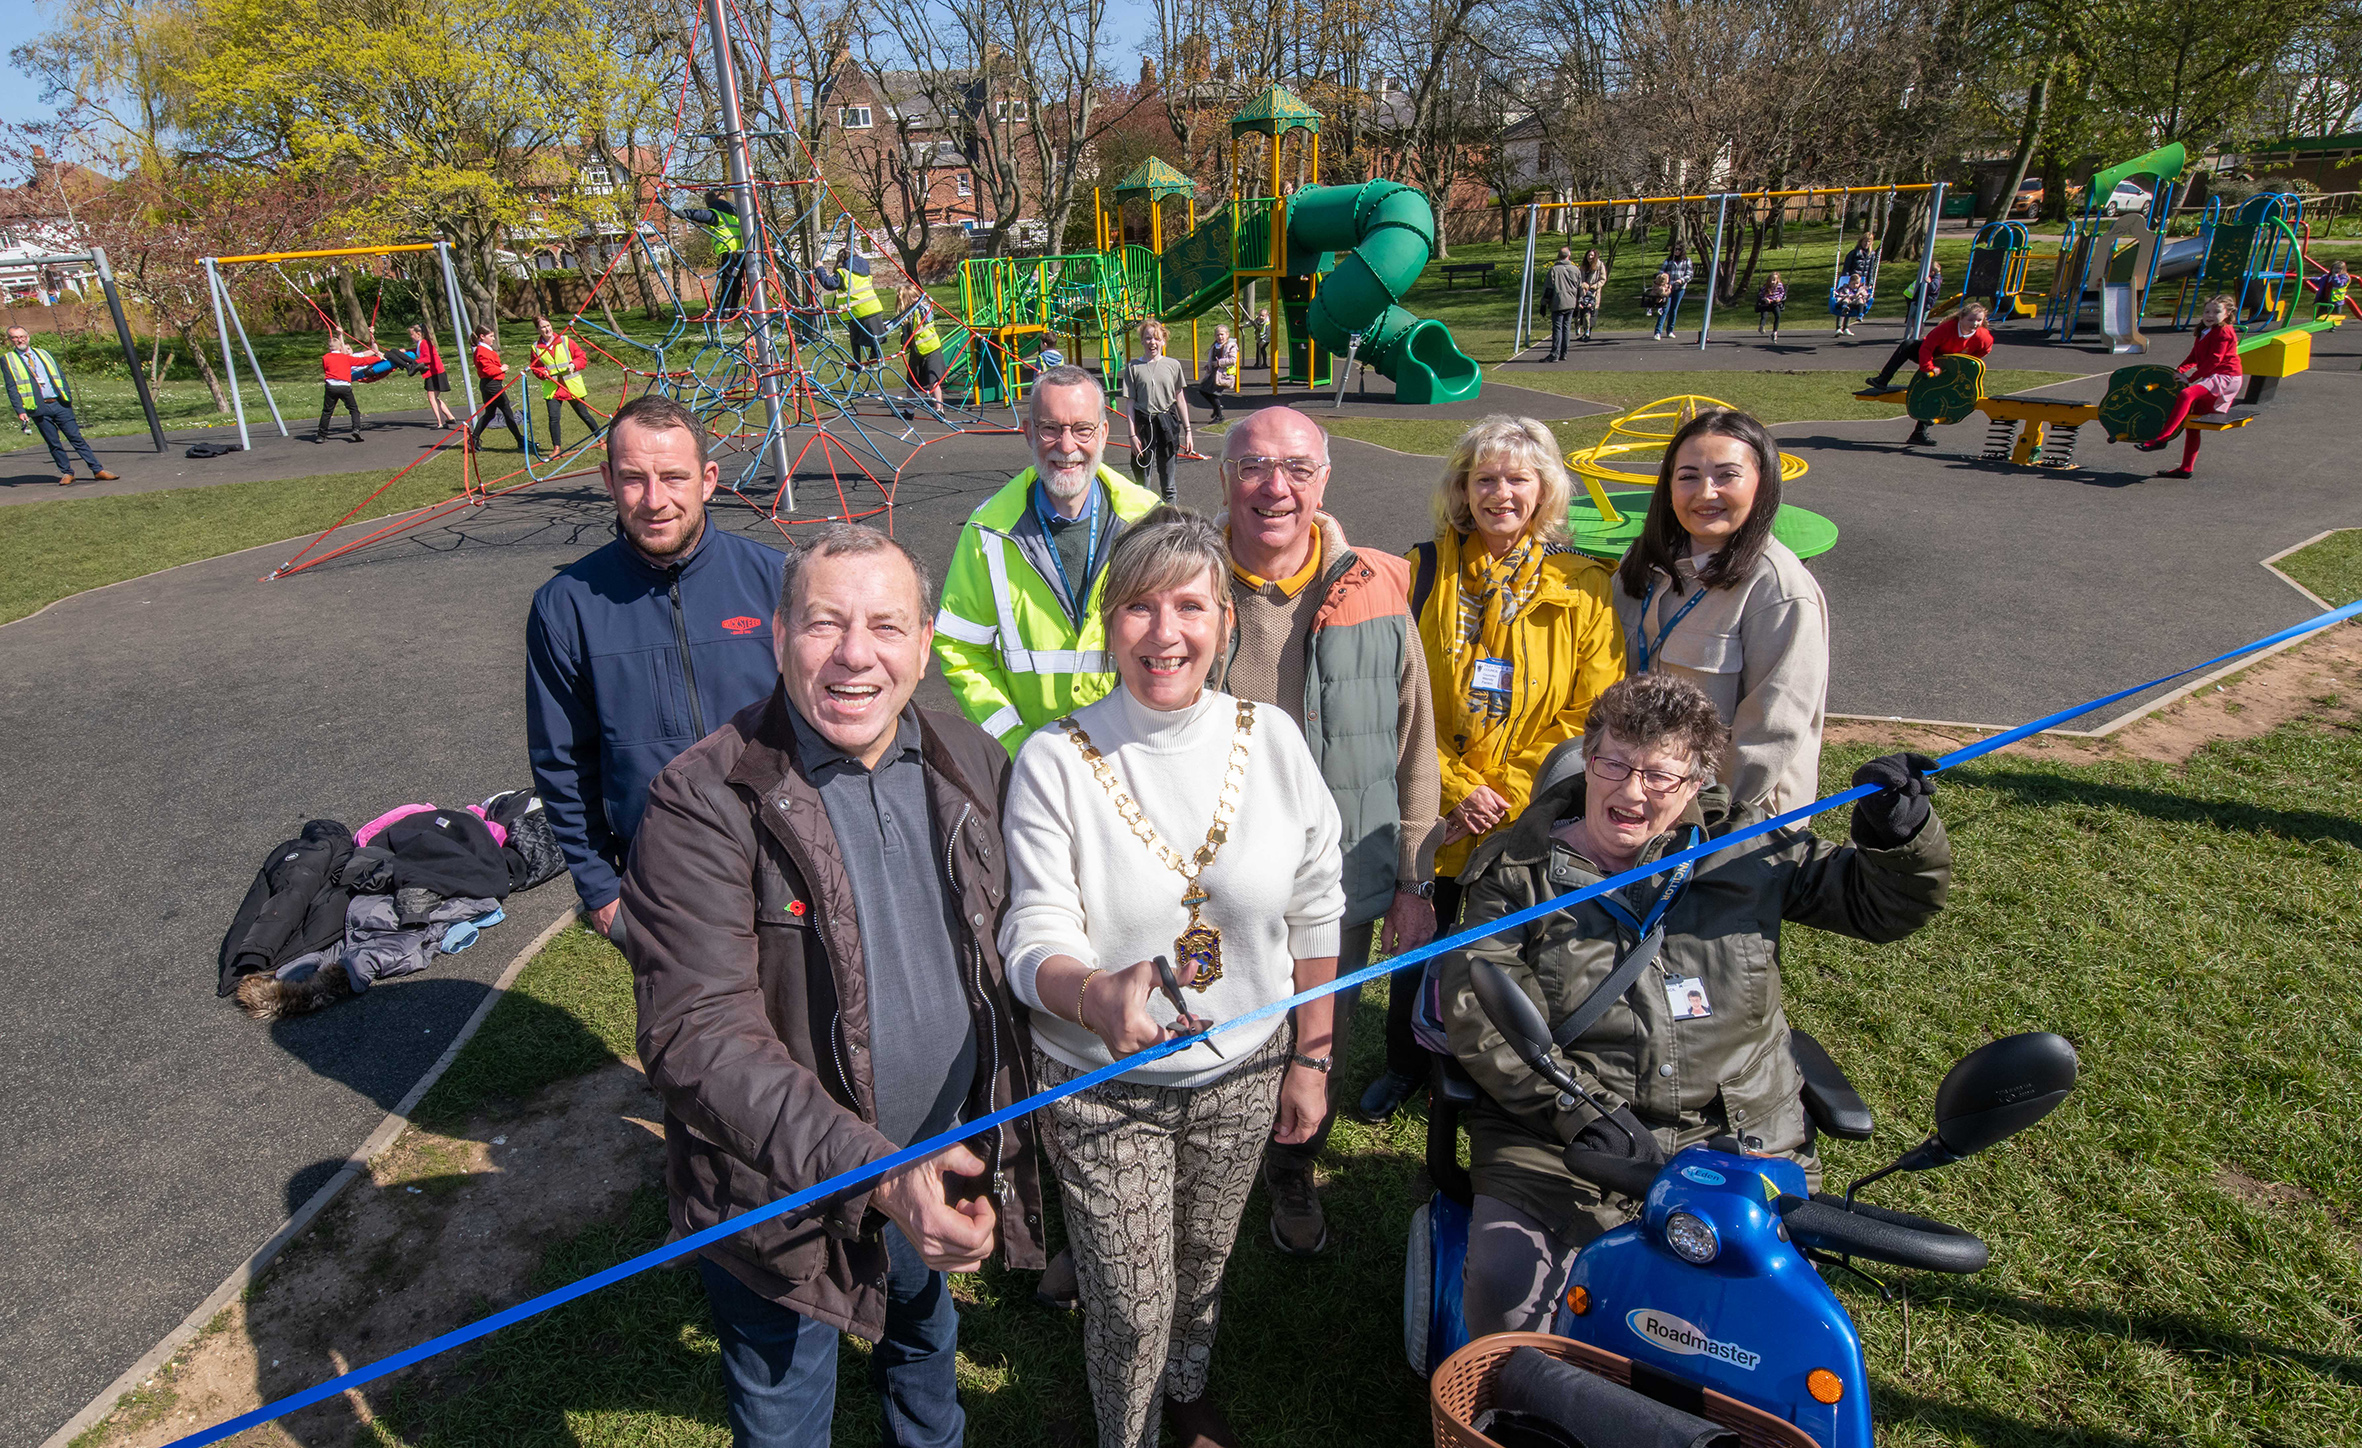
xmin=934 ymin=365 xmax=1164 ymax=755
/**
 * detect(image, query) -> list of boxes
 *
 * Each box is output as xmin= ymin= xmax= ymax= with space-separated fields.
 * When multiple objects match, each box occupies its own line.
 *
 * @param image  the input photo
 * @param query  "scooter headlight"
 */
xmin=1664 ymin=1210 xmax=1719 ymax=1265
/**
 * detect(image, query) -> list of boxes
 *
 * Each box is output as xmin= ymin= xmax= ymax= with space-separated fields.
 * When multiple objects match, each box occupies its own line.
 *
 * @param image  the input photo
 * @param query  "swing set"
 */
xmin=1508 ymin=182 xmax=1947 ymax=355
xmin=200 ymin=241 xmax=478 ymax=453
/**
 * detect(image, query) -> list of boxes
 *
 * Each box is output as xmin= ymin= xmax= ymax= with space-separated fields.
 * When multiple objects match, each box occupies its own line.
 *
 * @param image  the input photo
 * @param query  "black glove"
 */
xmin=1564 ymin=1104 xmax=1666 ymax=1200
xmin=1571 ymin=1104 xmax=1665 ymax=1165
xmin=1851 ymin=751 xmax=1939 ymax=847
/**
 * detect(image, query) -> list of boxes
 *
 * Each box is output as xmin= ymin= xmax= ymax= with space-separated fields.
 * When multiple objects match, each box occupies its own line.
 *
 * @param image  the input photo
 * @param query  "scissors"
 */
xmin=1153 ymin=954 xmax=1225 ymax=1059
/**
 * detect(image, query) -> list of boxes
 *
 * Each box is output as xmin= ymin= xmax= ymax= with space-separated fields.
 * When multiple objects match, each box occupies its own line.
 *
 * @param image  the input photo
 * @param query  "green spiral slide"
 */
xmin=1287 ymin=181 xmax=1484 ymax=404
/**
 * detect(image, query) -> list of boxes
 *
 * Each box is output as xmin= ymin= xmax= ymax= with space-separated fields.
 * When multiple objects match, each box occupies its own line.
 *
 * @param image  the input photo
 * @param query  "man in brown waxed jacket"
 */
xmin=620 ymin=522 xmax=1044 ymax=1447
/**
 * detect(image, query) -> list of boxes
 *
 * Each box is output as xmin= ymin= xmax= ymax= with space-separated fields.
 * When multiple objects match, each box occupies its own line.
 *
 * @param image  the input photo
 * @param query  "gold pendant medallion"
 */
xmin=1176 ymin=884 xmax=1223 ymax=989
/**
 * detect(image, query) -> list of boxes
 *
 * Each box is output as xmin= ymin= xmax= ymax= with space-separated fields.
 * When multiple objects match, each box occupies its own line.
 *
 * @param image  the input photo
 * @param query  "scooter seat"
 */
xmin=1791 ymin=1029 xmax=1876 ymax=1140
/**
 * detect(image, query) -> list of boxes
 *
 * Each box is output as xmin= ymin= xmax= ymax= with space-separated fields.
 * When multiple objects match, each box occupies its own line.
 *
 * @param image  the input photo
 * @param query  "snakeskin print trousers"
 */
xmin=1033 ymin=1029 xmax=1288 ymax=1448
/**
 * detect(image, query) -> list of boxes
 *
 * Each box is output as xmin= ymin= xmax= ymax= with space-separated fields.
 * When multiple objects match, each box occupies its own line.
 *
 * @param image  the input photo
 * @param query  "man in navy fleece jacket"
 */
xmin=526 ymin=394 xmax=786 ymax=936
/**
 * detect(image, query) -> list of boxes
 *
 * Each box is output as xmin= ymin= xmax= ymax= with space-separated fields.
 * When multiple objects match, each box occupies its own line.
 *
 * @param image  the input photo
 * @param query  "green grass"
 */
xmin=0 ymin=455 xmax=489 ymax=625
xmin=337 ymin=710 xmax=2362 ymax=1446
xmin=410 ymin=925 xmax=635 ymax=1133
xmin=1322 ymin=365 xmax=2085 ymax=458
xmin=2279 ymin=528 xmax=2362 ymax=608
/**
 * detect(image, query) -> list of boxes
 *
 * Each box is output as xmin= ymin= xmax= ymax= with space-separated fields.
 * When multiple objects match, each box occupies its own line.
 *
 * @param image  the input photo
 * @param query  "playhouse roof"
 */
xmin=1230 ymin=85 xmax=1321 ymax=138
xmin=1112 ymin=157 xmax=1194 ymax=201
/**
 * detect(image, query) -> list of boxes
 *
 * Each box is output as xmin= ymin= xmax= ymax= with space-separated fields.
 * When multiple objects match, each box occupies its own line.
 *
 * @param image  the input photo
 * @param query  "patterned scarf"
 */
xmin=1447 ymin=529 xmax=1548 ymax=774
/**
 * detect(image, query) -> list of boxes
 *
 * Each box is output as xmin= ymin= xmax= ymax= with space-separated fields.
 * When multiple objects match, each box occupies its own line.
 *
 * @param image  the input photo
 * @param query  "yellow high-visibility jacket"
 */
xmin=932 ymin=464 xmax=1162 ymax=752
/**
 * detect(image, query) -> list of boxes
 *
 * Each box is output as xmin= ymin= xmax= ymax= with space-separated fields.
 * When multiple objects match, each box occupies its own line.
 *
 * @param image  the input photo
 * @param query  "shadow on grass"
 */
xmin=1954 ymin=766 xmax=2362 ymax=853
xmin=1917 ymin=1276 xmax=2362 ymax=1390
xmin=1872 ymin=1381 xmax=2188 ymax=1448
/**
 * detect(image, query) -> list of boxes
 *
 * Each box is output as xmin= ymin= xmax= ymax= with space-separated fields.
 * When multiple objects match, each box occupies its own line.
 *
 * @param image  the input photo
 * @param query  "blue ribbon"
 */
xmin=163 ymin=595 xmax=2362 ymax=1447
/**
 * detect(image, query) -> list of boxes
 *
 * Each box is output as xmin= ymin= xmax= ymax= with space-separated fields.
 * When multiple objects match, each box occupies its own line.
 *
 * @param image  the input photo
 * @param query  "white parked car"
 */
xmin=2103 ymin=182 xmax=2153 ymax=217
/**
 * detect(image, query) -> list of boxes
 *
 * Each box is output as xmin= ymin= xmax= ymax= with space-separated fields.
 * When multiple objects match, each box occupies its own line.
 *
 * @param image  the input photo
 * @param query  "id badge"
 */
xmin=1472 ymin=657 xmax=1512 ymax=694
xmin=1665 ymin=975 xmax=1712 ymax=1019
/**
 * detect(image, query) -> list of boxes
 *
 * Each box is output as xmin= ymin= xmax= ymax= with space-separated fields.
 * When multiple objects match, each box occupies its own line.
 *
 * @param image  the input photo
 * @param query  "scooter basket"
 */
xmin=1430 ymin=1332 xmax=1819 ymax=1448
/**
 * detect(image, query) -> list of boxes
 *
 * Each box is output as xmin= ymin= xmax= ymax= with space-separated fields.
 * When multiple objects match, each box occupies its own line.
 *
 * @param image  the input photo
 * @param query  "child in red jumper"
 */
xmin=315 ymin=329 xmax=370 ymax=442
xmin=1862 ymin=302 xmax=1993 ymax=446
xmin=2134 ymin=295 xmax=2240 ymax=479
xmin=466 ymin=324 xmax=527 ymax=451
xmin=409 ymin=323 xmax=457 ymax=428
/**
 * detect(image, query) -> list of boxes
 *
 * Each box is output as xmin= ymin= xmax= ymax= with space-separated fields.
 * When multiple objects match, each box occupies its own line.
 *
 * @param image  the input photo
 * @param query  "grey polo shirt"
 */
xmin=789 ymin=703 xmax=977 ymax=1148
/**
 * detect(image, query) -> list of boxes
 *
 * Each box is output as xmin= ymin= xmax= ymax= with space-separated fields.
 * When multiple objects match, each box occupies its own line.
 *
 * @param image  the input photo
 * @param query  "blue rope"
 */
xmin=164 ymin=596 xmax=2362 ymax=1447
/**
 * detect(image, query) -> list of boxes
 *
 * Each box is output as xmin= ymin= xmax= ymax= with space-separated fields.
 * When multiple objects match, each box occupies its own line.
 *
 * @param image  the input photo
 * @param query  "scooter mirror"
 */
xmin=1929 ymin=1031 xmax=2079 ymax=1160
xmin=1469 ymin=959 xmax=1557 ymax=1071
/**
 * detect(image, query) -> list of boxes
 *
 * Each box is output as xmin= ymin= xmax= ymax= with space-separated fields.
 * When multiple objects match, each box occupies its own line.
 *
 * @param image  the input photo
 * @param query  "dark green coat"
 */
xmin=1437 ymin=769 xmax=1950 ymax=1238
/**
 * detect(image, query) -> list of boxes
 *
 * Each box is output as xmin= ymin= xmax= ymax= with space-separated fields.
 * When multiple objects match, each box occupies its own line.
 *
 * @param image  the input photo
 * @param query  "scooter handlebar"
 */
xmin=1779 ymin=1194 xmax=1990 ymax=1275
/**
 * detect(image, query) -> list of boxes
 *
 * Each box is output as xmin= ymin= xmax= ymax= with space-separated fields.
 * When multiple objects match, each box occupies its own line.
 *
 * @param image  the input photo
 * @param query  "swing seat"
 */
xmin=1827 ymin=284 xmax=1874 ymax=317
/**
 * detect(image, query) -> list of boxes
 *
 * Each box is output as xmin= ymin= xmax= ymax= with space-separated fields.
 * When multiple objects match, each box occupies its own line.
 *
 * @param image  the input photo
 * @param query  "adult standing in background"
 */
xmin=1653 ymin=246 xmax=1695 ymax=341
xmin=1122 ymin=320 xmax=1193 ymax=504
xmin=530 ymin=315 xmax=603 ymax=458
xmin=624 ymin=523 xmax=1045 ymax=1448
xmin=1543 ymin=248 xmax=1582 ymax=361
xmin=526 ymin=393 xmax=785 ymax=942
xmin=3 ymin=325 xmax=116 ymax=485
xmin=1000 ymin=508 xmax=1343 ymax=1448
xmin=1572 ymin=248 xmax=1608 ymax=344
xmin=1200 ymin=322 xmax=1239 ymax=423
xmin=1611 ymin=408 xmax=1828 ymax=815
xmin=1211 ymin=404 xmax=1442 ymax=1255
xmin=934 ymin=365 xmax=1163 ymax=754
xmin=1356 ymin=415 xmax=1625 ymax=1126
xmin=1842 ymin=230 xmax=1880 ymax=282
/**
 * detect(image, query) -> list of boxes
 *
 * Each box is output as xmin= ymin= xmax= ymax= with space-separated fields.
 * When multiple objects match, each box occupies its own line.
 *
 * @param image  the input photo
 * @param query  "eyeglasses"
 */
xmin=1033 ymin=420 xmax=1103 ymax=443
xmin=1586 ymin=756 xmax=1694 ymax=794
xmin=1230 ymin=455 xmax=1325 ymax=485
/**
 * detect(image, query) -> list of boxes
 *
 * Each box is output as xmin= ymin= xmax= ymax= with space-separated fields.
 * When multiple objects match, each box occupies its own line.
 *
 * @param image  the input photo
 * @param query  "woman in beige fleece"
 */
xmin=1610 ymin=409 xmax=1828 ymax=813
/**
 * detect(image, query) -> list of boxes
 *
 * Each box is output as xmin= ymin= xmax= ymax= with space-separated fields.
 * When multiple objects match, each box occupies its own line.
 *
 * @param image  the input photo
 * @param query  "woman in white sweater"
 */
xmin=1612 ymin=408 xmax=1829 ymax=814
xmin=1000 ymin=506 xmax=1344 ymax=1448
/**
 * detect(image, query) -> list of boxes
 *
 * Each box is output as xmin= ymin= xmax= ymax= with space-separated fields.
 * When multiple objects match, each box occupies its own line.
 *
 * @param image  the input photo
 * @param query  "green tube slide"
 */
xmin=1286 ymin=181 xmax=1483 ymax=404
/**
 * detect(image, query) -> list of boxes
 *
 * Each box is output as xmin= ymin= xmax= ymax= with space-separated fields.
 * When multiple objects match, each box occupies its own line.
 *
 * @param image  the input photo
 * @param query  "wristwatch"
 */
xmin=1398 ymin=879 xmax=1435 ymax=900
xmin=1291 ymin=1053 xmax=1334 ymax=1073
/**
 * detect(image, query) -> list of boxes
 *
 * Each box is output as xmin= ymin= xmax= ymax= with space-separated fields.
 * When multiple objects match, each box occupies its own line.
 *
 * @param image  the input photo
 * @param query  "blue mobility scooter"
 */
xmin=1407 ymin=958 xmax=2077 ymax=1447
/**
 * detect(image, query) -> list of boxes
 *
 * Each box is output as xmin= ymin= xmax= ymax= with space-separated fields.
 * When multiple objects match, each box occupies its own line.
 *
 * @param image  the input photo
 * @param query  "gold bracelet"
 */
xmin=1073 ymin=967 xmax=1102 ymax=1027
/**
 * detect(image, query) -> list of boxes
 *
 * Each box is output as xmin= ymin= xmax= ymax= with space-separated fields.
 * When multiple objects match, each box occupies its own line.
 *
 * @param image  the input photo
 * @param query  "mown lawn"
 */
xmin=0 ymin=456 xmax=478 ymax=625
xmin=339 ymin=538 xmax=2362 ymax=1447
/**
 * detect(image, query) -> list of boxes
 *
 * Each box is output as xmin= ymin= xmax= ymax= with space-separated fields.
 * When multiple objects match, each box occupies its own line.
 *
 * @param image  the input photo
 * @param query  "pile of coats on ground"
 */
xmin=217 ymin=789 xmax=566 ymax=1019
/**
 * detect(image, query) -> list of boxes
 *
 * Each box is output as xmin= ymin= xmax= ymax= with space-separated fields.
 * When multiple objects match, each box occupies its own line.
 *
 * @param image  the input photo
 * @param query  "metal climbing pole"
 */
xmin=704 ymin=0 xmax=797 ymax=509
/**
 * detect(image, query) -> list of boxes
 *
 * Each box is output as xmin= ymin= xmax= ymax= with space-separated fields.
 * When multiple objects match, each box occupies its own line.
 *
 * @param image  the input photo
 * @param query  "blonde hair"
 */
xmin=1096 ymin=506 xmax=1230 ymax=635
xmin=1434 ymin=415 xmax=1573 ymax=543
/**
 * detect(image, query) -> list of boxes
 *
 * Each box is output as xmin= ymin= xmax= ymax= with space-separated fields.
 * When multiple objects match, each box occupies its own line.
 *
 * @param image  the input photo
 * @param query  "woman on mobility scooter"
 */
xmin=1436 ymin=673 xmax=1949 ymax=1339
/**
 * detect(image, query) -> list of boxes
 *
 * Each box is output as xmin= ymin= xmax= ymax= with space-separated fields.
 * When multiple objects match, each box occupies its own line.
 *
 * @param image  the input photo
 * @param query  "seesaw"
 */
xmin=1851 ymin=315 xmax=2340 ymax=468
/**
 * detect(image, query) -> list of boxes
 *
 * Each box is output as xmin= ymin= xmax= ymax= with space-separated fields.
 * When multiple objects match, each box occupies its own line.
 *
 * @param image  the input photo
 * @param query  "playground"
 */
xmin=5 ymin=30 xmax=2362 ymax=1447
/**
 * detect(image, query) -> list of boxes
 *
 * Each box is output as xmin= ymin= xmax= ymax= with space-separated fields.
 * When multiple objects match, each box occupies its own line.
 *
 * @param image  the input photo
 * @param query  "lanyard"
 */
xmin=1633 ymin=576 xmax=1708 ymax=674
xmin=1034 ymin=474 xmax=1102 ymax=611
xmin=1593 ymin=827 xmax=1701 ymax=940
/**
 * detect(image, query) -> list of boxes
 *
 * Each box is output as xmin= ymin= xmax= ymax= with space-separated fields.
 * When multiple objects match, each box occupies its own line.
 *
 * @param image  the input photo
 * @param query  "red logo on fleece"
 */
xmin=721 ymin=615 xmax=764 ymax=635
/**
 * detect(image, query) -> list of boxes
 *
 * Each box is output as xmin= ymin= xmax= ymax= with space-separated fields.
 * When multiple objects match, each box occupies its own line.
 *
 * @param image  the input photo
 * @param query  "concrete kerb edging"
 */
xmin=40 ymin=909 xmax=577 ymax=1448
xmin=1830 ymin=529 xmax=2354 ymax=740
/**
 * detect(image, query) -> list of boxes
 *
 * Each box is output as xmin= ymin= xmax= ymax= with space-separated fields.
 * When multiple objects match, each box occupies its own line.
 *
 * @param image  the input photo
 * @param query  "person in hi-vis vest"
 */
xmin=815 ymin=247 xmax=887 ymax=367
xmin=668 ymin=188 xmax=747 ymax=316
xmin=530 ymin=315 xmax=603 ymax=458
xmin=4 ymin=325 xmax=116 ymax=486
